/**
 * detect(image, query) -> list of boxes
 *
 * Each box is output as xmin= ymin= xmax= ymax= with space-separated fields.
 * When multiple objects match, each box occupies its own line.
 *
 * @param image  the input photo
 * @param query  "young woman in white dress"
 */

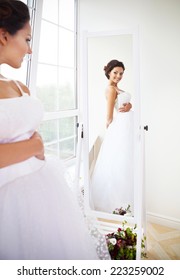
xmin=91 ymin=60 xmax=134 ymax=214
xmin=0 ymin=0 xmax=101 ymax=260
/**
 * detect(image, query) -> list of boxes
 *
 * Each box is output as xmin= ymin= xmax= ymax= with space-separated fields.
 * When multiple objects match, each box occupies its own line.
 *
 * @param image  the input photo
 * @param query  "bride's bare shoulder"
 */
xmin=105 ymin=86 xmax=117 ymax=99
xmin=17 ymin=80 xmax=30 ymax=95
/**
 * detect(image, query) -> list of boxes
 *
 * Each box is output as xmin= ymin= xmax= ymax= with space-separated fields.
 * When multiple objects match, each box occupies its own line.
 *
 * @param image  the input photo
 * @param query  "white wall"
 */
xmin=79 ymin=0 xmax=180 ymax=228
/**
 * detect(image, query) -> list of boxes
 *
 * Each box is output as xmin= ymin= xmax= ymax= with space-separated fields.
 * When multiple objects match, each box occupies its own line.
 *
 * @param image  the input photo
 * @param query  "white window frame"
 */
xmin=28 ymin=0 xmax=79 ymax=165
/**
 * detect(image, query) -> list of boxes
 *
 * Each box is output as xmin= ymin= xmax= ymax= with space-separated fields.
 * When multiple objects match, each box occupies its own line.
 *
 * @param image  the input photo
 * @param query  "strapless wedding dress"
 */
xmin=90 ymin=91 xmax=134 ymax=214
xmin=0 ymin=83 xmax=99 ymax=260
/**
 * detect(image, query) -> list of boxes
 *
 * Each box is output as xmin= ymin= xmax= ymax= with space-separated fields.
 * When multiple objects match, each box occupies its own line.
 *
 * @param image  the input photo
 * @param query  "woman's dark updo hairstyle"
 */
xmin=104 ymin=59 xmax=125 ymax=79
xmin=0 ymin=0 xmax=30 ymax=35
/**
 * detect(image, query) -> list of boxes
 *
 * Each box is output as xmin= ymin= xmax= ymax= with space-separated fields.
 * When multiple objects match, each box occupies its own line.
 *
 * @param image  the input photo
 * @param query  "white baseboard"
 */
xmin=147 ymin=212 xmax=180 ymax=230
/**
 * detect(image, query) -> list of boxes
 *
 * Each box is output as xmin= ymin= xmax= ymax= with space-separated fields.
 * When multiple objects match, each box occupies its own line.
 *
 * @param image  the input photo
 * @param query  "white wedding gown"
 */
xmin=90 ymin=91 xmax=134 ymax=214
xmin=0 ymin=81 xmax=99 ymax=260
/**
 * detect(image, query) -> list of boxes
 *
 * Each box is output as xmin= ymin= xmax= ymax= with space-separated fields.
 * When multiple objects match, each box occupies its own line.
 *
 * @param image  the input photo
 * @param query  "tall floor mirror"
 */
xmin=81 ymin=29 xmax=145 ymax=259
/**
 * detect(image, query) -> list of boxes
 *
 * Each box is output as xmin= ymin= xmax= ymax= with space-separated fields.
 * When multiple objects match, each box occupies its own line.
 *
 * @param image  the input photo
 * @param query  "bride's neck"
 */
xmin=109 ymin=81 xmax=117 ymax=87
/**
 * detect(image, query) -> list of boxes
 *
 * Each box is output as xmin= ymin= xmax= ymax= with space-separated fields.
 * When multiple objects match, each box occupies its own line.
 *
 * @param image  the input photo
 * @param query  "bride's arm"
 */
xmin=119 ymin=102 xmax=132 ymax=112
xmin=106 ymin=87 xmax=117 ymax=128
xmin=0 ymin=132 xmax=45 ymax=168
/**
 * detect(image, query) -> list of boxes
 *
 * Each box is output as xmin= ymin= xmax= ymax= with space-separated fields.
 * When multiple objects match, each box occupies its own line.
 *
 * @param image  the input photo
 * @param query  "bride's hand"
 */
xmin=30 ymin=131 xmax=45 ymax=160
xmin=119 ymin=102 xmax=132 ymax=112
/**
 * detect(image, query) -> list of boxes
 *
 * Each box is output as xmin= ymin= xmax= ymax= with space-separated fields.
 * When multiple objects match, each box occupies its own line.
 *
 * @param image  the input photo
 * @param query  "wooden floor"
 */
xmin=145 ymin=222 xmax=180 ymax=260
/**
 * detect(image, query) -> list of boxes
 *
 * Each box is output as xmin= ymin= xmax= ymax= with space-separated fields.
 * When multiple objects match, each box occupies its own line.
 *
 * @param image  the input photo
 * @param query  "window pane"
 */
xmin=59 ymin=0 xmax=75 ymax=30
xmin=38 ymin=117 xmax=77 ymax=160
xmin=59 ymin=28 xmax=74 ymax=67
xmin=36 ymin=65 xmax=76 ymax=112
xmin=60 ymin=138 xmax=75 ymax=159
xmin=35 ymin=0 xmax=78 ymax=163
xmin=21 ymin=0 xmax=34 ymax=8
xmin=59 ymin=117 xmax=75 ymax=138
xmin=36 ymin=64 xmax=58 ymax=112
xmin=59 ymin=116 xmax=76 ymax=159
xmin=38 ymin=21 xmax=58 ymax=65
xmin=58 ymin=67 xmax=76 ymax=110
xmin=42 ymin=0 xmax=58 ymax=24
xmin=39 ymin=119 xmax=58 ymax=143
xmin=27 ymin=0 xmax=34 ymax=8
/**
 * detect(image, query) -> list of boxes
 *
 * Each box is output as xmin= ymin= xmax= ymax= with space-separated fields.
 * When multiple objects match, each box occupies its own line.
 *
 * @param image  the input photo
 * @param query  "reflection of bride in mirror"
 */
xmin=90 ymin=59 xmax=134 ymax=214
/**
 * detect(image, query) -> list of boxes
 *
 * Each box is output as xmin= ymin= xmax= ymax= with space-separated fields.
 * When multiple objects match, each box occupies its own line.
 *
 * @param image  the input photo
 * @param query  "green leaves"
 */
xmin=106 ymin=221 xmax=146 ymax=260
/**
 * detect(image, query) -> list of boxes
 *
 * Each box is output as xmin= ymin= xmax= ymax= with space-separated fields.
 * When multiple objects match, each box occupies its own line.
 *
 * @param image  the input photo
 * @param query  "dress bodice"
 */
xmin=0 ymin=95 xmax=44 ymax=144
xmin=114 ymin=91 xmax=131 ymax=110
xmin=0 ymin=88 xmax=44 ymax=187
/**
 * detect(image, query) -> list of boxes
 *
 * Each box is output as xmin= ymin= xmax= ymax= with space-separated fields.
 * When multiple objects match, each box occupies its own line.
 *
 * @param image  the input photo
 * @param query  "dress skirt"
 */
xmin=90 ymin=111 xmax=134 ymax=214
xmin=0 ymin=157 xmax=98 ymax=260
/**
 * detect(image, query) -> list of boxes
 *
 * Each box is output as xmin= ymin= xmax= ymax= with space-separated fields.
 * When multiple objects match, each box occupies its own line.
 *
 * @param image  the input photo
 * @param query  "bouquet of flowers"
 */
xmin=106 ymin=221 xmax=146 ymax=260
xmin=113 ymin=205 xmax=131 ymax=216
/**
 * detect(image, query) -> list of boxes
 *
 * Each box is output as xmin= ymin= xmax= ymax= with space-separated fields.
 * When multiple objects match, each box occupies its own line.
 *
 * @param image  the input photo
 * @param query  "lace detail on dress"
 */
xmin=65 ymin=167 xmax=110 ymax=259
xmin=77 ymin=192 xmax=110 ymax=259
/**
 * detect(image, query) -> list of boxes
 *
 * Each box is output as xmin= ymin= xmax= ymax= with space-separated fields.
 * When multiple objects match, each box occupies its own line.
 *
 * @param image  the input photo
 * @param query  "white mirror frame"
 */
xmin=81 ymin=28 xmax=145 ymax=259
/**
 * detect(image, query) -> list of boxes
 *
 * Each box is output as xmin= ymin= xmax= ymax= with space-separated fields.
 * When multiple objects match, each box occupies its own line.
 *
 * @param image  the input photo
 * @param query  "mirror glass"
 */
xmin=83 ymin=30 xmax=139 ymax=221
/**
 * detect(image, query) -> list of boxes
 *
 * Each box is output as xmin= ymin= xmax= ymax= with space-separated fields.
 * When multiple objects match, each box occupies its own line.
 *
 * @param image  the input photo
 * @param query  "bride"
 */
xmin=0 ymin=0 xmax=101 ymax=260
xmin=90 ymin=59 xmax=134 ymax=214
